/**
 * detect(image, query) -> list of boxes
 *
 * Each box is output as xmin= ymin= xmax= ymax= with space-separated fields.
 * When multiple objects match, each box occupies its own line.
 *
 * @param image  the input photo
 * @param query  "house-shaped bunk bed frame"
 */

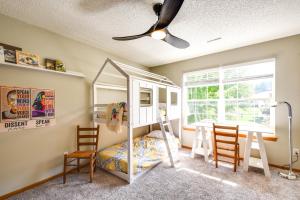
xmin=92 ymin=58 xmax=181 ymax=183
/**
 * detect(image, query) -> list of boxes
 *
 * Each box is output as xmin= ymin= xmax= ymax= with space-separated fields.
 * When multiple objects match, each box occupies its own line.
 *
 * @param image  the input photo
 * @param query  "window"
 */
xmin=183 ymin=59 xmax=275 ymax=128
xmin=140 ymin=87 xmax=152 ymax=107
xmin=171 ymin=92 xmax=178 ymax=105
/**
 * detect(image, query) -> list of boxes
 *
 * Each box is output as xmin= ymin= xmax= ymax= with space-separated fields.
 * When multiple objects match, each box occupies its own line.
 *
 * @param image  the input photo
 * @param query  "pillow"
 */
xmin=147 ymin=130 xmax=170 ymax=139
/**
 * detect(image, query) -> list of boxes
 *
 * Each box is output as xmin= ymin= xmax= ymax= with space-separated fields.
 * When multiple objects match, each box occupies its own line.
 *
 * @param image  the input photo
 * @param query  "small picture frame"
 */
xmin=0 ymin=43 xmax=22 ymax=64
xmin=16 ymin=51 xmax=39 ymax=66
xmin=45 ymin=58 xmax=56 ymax=70
xmin=55 ymin=60 xmax=66 ymax=72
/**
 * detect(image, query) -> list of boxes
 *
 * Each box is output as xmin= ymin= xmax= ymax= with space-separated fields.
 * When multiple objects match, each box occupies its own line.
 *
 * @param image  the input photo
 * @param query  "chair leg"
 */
xmin=77 ymin=158 xmax=80 ymax=172
xmin=238 ymin=145 xmax=240 ymax=166
xmin=233 ymin=148 xmax=237 ymax=172
xmin=90 ymin=155 xmax=94 ymax=183
xmin=63 ymin=154 xmax=67 ymax=184
xmin=215 ymin=152 xmax=218 ymax=168
xmin=93 ymin=156 xmax=97 ymax=172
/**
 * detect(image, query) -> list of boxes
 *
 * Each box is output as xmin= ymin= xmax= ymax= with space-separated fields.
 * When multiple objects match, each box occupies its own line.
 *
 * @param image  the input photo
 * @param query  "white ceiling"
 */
xmin=0 ymin=0 xmax=300 ymax=67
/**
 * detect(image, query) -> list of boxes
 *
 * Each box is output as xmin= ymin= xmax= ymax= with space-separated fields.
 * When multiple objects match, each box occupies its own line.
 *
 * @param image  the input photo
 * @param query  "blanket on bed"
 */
xmin=106 ymin=102 xmax=127 ymax=133
xmin=98 ymin=135 xmax=169 ymax=174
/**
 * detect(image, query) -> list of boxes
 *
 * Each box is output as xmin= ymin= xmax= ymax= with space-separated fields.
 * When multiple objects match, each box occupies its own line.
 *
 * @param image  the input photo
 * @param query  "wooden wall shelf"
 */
xmin=0 ymin=61 xmax=85 ymax=78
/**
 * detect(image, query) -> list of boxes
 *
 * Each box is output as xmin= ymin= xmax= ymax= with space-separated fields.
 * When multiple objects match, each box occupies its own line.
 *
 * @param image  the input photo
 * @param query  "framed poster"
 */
xmin=31 ymin=89 xmax=55 ymax=119
xmin=1 ymin=87 xmax=30 ymax=122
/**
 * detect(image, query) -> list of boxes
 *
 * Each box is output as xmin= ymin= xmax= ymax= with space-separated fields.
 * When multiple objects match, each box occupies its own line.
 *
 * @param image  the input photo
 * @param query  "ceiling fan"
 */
xmin=112 ymin=0 xmax=189 ymax=49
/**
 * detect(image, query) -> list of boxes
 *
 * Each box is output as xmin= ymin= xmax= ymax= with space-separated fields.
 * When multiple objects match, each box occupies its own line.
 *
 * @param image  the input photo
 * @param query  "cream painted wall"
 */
xmin=0 ymin=14 xmax=148 ymax=196
xmin=151 ymin=35 xmax=300 ymax=169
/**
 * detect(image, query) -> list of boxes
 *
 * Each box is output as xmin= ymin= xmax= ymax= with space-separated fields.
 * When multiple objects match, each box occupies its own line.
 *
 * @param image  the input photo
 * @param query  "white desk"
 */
xmin=192 ymin=122 xmax=274 ymax=177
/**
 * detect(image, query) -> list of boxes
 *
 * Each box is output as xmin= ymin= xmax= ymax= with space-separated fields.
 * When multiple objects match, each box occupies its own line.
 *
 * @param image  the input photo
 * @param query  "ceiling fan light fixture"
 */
xmin=151 ymin=30 xmax=167 ymax=40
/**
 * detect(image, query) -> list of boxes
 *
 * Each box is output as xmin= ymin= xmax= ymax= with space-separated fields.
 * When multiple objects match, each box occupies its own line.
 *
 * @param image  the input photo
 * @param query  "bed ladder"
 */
xmin=158 ymin=116 xmax=179 ymax=167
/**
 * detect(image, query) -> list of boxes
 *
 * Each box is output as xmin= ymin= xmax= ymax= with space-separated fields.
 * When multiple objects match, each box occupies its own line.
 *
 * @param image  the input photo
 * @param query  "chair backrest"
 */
xmin=77 ymin=125 xmax=100 ymax=151
xmin=213 ymin=123 xmax=239 ymax=149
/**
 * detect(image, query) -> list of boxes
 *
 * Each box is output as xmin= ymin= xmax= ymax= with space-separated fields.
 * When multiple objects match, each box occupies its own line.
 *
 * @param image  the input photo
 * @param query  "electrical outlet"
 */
xmin=293 ymin=148 xmax=299 ymax=156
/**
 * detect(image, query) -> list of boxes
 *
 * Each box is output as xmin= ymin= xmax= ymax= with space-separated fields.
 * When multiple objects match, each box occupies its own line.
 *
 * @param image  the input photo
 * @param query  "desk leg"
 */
xmin=191 ymin=126 xmax=200 ymax=158
xmin=201 ymin=126 xmax=208 ymax=162
xmin=243 ymin=131 xmax=253 ymax=172
xmin=257 ymin=133 xmax=271 ymax=178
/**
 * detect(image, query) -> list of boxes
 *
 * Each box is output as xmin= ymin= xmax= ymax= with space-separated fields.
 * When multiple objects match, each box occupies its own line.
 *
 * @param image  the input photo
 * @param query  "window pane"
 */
xmin=254 ymin=79 xmax=272 ymax=98
xmin=238 ymin=100 xmax=254 ymax=116
xmin=255 ymin=115 xmax=270 ymax=126
xmin=207 ymin=101 xmax=218 ymax=121
xmin=223 ymin=60 xmax=274 ymax=81
xmin=207 ymin=71 xmax=219 ymax=80
xmin=196 ymin=87 xmax=207 ymax=99
xmin=192 ymin=88 xmax=197 ymax=99
xmin=187 ymin=102 xmax=195 ymax=113
xmin=207 ymin=101 xmax=218 ymax=116
xmin=238 ymin=82 xmax=254 ymax=99
xmin=224 ymin=84 xmax=237 ymax=99
xmin=188 ymin=88 xmax=192 ymax=100
xmin=225 ymin=100 xmax=238 ymax=114
xmin=239 ymin=114 xmax=254 ymax=123
xmin=187 ymin=114 xmax=195 ymax=124
xmin=225 ymin=114 xmax=239 ymax=121
xmin=254 ymin=100 xmax=271 ymax=115
xmin=195 ymin=102 xmax=206 ymax=113
xmin=208 ymin=85 xmax=219 ymax=99
xmin=196 ymin=114 xmax=206 ymax=121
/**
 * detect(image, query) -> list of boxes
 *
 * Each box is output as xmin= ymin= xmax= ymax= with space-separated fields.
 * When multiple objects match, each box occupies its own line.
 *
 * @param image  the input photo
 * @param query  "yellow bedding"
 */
xmin=98 ymin=135 xmax=173 ymax=174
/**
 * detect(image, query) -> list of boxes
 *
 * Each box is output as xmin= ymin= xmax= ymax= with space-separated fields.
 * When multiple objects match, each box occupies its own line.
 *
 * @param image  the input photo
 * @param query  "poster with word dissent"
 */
xmin=0 ymin=86 xmax=55 ymax=133
xmin=0 ymin=86 xmax=30 ymax=122
xmin=31 ymin=89 xmax=55 ymax=119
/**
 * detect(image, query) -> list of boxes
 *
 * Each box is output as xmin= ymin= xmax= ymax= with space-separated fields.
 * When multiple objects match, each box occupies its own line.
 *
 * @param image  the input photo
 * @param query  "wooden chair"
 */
xmin=63 ymin=125 xmax=100 ymax=183
xmin=213 ymin=123 xmax=240 ymax=172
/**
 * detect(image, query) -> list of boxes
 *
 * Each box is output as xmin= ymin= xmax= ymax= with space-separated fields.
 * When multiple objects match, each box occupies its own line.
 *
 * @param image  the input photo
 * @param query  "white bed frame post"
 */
xmin=127 ymin=76 xmax=133 ymax=183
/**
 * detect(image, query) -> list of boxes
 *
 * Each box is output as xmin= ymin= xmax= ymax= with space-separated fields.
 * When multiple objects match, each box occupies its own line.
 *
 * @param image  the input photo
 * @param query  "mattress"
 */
xmin=98 ymin=135 xmax=175 ymax=175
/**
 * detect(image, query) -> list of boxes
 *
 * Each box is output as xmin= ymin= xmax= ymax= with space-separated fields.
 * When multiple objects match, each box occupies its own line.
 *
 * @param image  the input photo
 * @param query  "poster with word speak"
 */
xmin=0 ymin=87 xmax=30 ymax=122
xmin=0 ymin=86 xmax=55 ymax=133
xmin=31 ymin=89 xmax=55 ymax=119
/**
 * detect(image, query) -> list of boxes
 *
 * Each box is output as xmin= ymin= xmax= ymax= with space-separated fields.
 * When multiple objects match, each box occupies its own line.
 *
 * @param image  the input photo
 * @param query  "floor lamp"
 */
xmin=272 ymin=101 xmax=297 ymax=180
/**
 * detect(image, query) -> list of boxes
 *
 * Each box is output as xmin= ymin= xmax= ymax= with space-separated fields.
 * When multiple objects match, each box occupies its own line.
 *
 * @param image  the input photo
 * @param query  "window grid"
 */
xmin=183 ymin=60 xmax=275 ymax=128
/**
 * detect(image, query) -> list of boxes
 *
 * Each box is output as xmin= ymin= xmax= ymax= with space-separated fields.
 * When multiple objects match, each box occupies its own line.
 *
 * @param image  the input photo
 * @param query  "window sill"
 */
xmin=183 ymin=127 xmax=278 ymax=142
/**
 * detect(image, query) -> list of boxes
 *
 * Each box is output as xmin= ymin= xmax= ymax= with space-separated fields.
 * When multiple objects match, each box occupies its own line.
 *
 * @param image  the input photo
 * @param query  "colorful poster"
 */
xmin=31 ymin=89 xmax=55 ymax=119
xmin=0 ymin=118 xmax=56 ymax=133
xmin=1 ymin=87 xmax=30 ymax=122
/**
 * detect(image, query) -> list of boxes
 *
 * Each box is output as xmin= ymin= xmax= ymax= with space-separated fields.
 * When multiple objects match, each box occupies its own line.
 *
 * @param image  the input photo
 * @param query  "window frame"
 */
xmin=182 ymin=58 xmax=275 ymax=129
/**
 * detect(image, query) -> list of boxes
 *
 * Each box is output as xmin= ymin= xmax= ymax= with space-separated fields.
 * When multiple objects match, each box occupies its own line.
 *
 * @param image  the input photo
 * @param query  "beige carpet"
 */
xmin=10 ymin=151 xmax=300 ymax=200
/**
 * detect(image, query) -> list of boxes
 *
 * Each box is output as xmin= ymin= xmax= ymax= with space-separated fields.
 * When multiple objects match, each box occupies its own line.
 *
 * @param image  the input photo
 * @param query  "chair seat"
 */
xmin=67 ymin=150 xmax=96 ymax=158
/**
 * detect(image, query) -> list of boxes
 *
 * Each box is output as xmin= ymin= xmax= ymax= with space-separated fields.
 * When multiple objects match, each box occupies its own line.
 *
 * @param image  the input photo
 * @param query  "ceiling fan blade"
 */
xmin=112 ymin=25 xmax=155 ymax=41
xmin=112 ymin=34 xmax=147 ymax=41
xmin=163 ymin=30 xmax=190 ymax=49
xmin=155 ymin=0 xmax=184 ymax=30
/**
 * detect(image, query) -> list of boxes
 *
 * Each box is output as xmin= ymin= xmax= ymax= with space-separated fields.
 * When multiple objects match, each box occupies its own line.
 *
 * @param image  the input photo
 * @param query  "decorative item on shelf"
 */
xmin=16 ymin=51 xmax=39 ymax=66
xmin=55 ymin=59 xmax=66 ymax=72
xmin=0 ymin=43 xmax=22 ymax=64
xmin=45 ymin=58 xmax=56 ymax=70
xmin=0 ymin=46 xmax=4 ymax=62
